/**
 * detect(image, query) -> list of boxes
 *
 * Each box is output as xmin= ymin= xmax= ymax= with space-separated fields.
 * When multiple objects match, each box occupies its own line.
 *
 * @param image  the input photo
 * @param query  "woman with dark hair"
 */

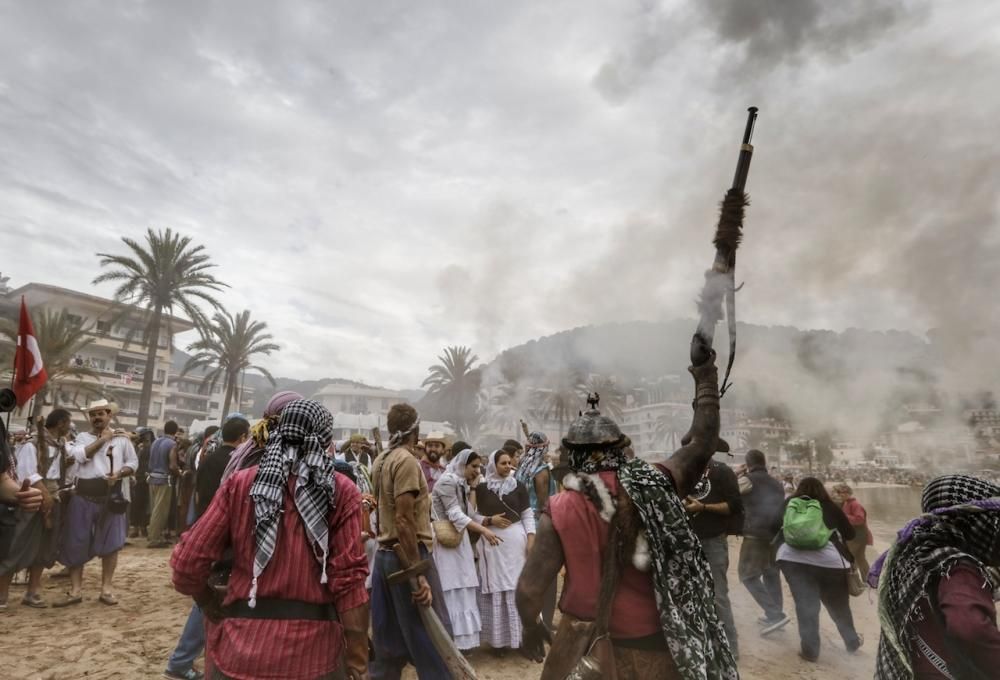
xmin=475 ymin=449 xmax=536 ymax=653
xmin=431 ymin=448 xmax=501 ymax=651
xmin=775 ymin=476 xmax=862 ymax=662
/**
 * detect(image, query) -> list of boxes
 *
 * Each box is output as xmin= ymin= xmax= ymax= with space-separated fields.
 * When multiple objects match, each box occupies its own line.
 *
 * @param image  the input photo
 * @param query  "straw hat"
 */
xmin=84 ymin=398 xmax=119 ymax=415
xmin=424 ymin=432 xmax=447 ymax=445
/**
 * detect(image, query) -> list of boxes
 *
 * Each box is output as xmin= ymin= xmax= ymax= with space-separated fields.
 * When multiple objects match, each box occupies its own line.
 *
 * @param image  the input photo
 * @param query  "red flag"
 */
xmin=12 ymin=298 xmax=48 ymax=407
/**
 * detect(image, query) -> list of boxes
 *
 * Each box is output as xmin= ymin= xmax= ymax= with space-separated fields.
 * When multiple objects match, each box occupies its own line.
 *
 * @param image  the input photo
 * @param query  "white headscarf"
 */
xmin=485 ymin=449 xmax=518 ymax=497
xmin=443 ymin=448 xmax=478 ymax=488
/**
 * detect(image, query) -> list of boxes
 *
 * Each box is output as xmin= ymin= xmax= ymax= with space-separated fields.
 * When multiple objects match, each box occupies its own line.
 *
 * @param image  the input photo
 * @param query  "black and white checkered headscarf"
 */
xmin=874 ymin=474 xmax=1000 ymax=679
xmin=248 ymin=399 xmax=336 ymax=607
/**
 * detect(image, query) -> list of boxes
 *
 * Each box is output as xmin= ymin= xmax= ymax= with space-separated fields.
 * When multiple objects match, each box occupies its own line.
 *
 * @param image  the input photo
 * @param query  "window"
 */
xmin=150 ymin=402 xmax=162 ymax=418
xmin=66 ymin=313 xmax=84 ymax=327
xmin=114 ymin=358 xmax=144 ymax=375
xmin=95 ymin=320 xmax=111 ymax=335
xmin=210 ymin=401 xmax=220 ymax=409
xmin=382 ymin=399 xmax=390 ymax=410
xmin=155 ymin=369 xmax=166 ymax=383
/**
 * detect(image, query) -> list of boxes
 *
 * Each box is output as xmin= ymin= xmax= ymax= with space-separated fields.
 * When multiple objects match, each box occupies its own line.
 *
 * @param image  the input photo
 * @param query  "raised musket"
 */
xmin=691 ymin=106 xmax=759 ymax=393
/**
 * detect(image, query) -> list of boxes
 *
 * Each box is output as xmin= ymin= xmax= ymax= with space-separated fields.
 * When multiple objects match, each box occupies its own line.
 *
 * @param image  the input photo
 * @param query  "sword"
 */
xmin=387 ymin=544 xmax=478 ymax=679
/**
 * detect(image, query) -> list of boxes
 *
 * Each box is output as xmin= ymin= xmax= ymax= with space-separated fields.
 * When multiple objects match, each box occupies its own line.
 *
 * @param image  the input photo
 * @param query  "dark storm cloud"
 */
xmin=699 ymin=0 xmax=919 ymax=69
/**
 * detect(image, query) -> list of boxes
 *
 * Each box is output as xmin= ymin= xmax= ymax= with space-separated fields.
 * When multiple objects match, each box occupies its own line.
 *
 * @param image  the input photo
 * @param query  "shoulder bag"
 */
xmin=830 ymin=530 xmax=865 ymax=597
xmin=432 ymin=478 xmax=466 ymax=549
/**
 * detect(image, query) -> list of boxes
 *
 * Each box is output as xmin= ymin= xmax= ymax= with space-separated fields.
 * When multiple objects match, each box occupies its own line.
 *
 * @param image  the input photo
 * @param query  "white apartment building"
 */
xmin=622 ymin=400 xmax=747 ymax=459
xmin=313 ymin=382 xmax=402 ymax=416
xmin=163 ymin=365 xmax=257 ymax=430
xmin=5 ymin=282 xmax=194 ymax=431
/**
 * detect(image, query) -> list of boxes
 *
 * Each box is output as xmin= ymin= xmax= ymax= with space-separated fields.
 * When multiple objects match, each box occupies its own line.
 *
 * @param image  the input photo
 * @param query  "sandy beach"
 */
xmin=2 ymin=521 xmax=897 ymax=680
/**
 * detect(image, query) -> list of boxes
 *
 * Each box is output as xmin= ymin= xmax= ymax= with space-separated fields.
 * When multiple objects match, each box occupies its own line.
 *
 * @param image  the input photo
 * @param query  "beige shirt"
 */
xmin=372 ymin=446 xmax=433 ymax=550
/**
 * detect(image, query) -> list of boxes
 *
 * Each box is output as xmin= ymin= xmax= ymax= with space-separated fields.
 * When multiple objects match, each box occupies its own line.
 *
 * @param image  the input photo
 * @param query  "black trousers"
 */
xmin=779 ymin=560 xmax=860 ymax=660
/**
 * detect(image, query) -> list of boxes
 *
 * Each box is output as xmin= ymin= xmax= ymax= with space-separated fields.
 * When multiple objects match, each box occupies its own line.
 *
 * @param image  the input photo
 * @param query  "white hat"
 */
xmin=424 ymin=432 xmax=447 ymax=445
xmin=84 ymin=398 xmax=119 ymax=415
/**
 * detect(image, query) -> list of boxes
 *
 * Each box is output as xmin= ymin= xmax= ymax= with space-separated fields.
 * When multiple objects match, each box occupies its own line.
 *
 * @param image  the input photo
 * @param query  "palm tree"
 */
xmin=539 ymin=371 xmax=586 ymax=440
xmin=653 ymin=406 xmax=689 ymax=453
xmin=489 ymin=353 xmax=539 ymax=439
xmin=0 ymin=310 xmax=102 ymax=418
xmin=491 ymin=381 xmax=538 ymax=440
xmin=422 ymin=346 xmax=482 ymax=438
xmin=584 ymin=374 xmax=626 ymax=422
xmin=94 ymin=228 xmax=226 ymax=425
xmin=182 ymin=310 xmax=279 ymax=419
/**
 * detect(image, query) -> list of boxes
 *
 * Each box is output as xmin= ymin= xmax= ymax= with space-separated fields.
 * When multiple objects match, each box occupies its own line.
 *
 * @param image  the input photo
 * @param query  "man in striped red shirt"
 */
xmin=172 ymin=400 xmax=370 ymax=680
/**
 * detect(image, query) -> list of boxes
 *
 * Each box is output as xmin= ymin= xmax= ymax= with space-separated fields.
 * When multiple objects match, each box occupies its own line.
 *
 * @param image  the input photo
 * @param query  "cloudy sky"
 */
xmin=1 ymin=1 xmax=997 ymax=389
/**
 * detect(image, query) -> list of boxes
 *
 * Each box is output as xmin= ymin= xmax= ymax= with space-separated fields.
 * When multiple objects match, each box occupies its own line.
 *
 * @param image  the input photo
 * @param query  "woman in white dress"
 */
xmin=430 ymin=449 xmax=501 ymax=651
xmin=475 ymin=449 xmax=536 ymax=652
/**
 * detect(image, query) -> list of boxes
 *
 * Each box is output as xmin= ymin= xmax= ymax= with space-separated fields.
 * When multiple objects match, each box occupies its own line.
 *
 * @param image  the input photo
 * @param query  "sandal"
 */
xmin=53 ymin=593 xmax=83 ymax=608
xmin=21 ymin=593 xmax=47 ymax=608
xmin=99 ymin=592 xmax=119 ymax=606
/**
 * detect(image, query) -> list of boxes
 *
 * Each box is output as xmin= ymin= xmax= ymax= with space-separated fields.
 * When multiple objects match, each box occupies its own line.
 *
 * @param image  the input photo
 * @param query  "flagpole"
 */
xmin=5 ymin=303 xmax=16 ymax=430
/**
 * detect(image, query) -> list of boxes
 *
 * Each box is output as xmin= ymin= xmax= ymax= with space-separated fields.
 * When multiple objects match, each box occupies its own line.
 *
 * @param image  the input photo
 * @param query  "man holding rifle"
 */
xmin=515 ymin=108 xmax=759 ymax=680
xmin=56 ymin=399 xmax=138 ymax=607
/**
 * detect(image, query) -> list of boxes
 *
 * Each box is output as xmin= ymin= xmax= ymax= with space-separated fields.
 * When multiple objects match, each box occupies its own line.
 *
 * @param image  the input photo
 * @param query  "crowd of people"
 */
xmin=2 ymin=352 xmax=999 ymax=680
xmin=825 ymin=467 xmax=931 ymax=487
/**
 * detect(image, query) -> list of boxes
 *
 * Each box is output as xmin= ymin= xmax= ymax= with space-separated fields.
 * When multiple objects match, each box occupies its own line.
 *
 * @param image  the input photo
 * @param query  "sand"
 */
xmin=2 ymin=529 xmax=896 ymax=680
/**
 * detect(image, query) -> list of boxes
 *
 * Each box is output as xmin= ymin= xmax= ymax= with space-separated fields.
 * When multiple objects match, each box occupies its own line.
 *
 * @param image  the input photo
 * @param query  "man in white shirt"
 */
xmin=54 ymin=400 xmax=137 ymax=608
xmin=0 ymin=409 xmax=73 ymax=608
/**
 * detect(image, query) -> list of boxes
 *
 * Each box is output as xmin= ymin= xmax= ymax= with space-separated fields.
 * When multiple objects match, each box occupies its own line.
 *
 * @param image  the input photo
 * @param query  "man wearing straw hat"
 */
xmin=54 ymin=398 xmax=138 ymax=607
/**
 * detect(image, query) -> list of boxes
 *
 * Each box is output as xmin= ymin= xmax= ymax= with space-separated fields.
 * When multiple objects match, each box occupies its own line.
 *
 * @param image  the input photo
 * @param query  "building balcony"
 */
xmin=165 ymin=405 xmax=211 ymax=417
xmin=168 ymin=384 xmax=216 ymax=398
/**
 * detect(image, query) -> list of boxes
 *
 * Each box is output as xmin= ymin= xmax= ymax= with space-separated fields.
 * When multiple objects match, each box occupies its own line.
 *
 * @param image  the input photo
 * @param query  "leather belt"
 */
xmin=223 ymin=598 xmax=339 ymax=622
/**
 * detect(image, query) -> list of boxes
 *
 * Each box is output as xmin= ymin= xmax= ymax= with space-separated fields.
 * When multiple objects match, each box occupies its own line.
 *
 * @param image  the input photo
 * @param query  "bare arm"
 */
xmin=168 ymin=445 xmax=181 ymax=476
xmin=394 ymin=490 xmax=433 ymax=607
xmin=661 ymin=357 xmax=720 ymax=498
xmin=534 ymin=468 xmax=551 ymax=512
xmin=516 ymin=514 xmax=564 ymax=626
xmin=517 ymin=513 xmax=563 ymax=662
xmin=394 ymin=490 xmax=421 ymax=567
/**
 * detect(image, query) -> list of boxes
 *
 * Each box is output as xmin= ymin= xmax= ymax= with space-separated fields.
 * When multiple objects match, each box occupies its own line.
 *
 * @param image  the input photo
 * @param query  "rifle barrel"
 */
xmin=690 ymin=106 xmax=759 ymax=368
xmin=732 ymin=107 xmax=759 ymax=191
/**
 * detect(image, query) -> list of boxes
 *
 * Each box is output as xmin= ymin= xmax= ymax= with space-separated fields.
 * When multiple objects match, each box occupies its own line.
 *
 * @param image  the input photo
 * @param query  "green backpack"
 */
xmin=782 ymin=497 xmax=832 ymax=550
